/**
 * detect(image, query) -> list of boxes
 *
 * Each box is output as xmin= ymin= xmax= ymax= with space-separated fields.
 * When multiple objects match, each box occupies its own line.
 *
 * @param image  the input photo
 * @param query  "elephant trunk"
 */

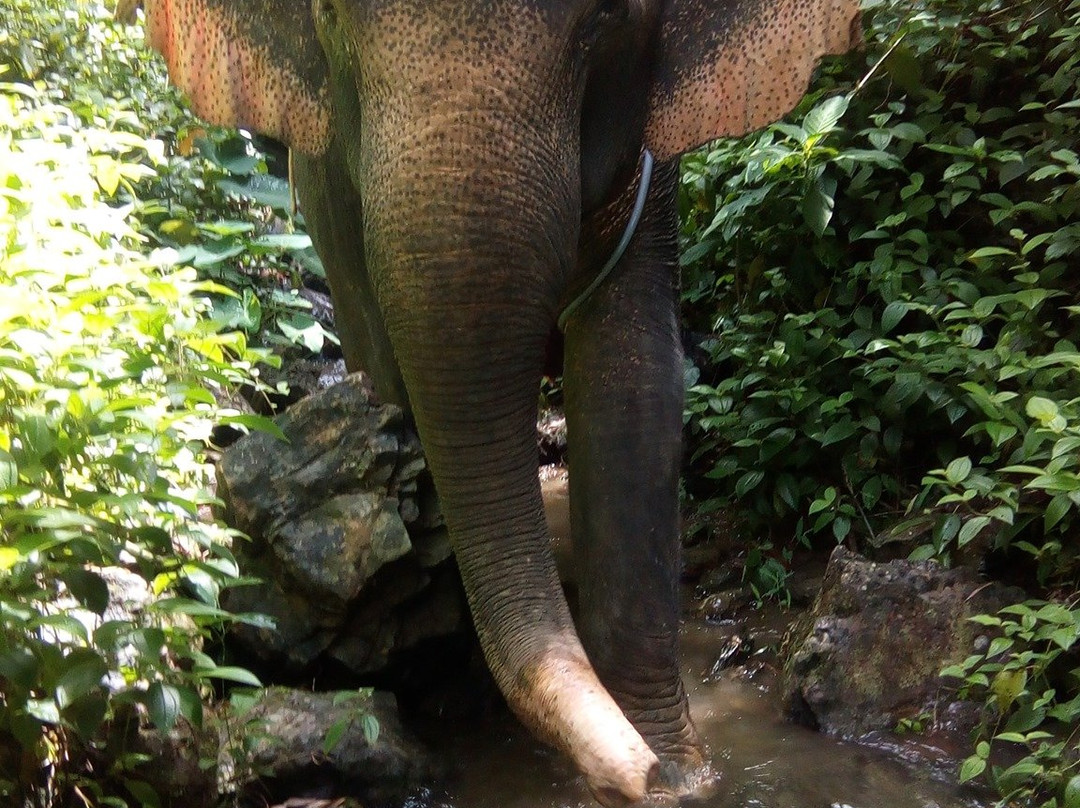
xmin=355 ymin=103 xmax=658 ymax=804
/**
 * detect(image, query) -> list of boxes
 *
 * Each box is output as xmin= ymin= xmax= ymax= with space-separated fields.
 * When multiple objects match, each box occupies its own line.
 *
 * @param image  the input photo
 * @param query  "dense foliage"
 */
xmin=0 ymin=2 xmax=318 ymax=804
xmin=679 ymin=0 xmax=1080 ymax=803
xmin=681 ymin=0 xmax=1080 ymax=581
xmin=2 ymin=0 xmax=334 ymax=360
xmin=2 ymin=0 xmax=1077 ymax=806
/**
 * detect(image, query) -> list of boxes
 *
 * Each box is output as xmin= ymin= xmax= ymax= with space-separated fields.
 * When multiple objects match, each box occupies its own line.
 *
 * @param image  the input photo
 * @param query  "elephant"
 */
xmin=139 ymin=0 xmax=860 ymax=803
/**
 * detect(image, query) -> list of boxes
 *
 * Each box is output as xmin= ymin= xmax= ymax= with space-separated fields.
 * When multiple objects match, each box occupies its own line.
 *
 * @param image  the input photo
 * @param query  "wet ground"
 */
xmin=410 ymin=473 xmax=991 ymax=808
xmin=414 ymin=608 xmax=989 ymax=808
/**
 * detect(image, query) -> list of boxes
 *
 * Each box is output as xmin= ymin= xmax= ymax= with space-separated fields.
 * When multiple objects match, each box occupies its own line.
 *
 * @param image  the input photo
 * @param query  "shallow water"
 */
xmin=418 ymin=475 xmax=990 ymax=808
xmin=424 ymin=612 xmax=988 ymax=808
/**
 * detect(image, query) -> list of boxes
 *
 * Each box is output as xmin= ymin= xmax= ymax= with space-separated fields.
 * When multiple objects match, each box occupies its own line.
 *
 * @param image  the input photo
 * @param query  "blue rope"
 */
xmin=557 ymin=149 xmax=655 ymax=332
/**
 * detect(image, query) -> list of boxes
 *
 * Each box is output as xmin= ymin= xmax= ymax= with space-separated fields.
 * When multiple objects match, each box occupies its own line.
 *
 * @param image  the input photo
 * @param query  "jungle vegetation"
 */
xmin=0 ymin=0 xmax=1077 ymax=806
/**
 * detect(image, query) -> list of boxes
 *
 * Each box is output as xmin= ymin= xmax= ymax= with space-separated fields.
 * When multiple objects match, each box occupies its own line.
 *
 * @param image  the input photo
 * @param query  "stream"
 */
xmin=408 ymin=474 xmax=992 ymax=808
xmin=414 ymin=612 xmax=990 ymax=808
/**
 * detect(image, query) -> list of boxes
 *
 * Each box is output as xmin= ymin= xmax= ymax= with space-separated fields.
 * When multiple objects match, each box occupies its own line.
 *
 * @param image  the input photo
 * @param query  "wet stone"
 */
xmin=781 ymin=546 xmax=1026 ymax=740
xmin=221 ymin=688 xmax=437 ymax=804
xmin=216 ymin=374 xmax=468 ymax=678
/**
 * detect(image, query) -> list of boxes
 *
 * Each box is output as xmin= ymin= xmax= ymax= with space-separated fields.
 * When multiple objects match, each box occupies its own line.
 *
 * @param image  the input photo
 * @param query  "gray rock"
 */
xmin=220 ymin=687 xmax=435 ymax=802
xmin=217 ymin=374 xmax=467 ymax=676
xmin=782 ymin=546 xmax=1024 ymax=740
xmin=218 ymin=374 xmax=423 ymax=545
xmin=273 ymin=494 xmax=412 ymax=606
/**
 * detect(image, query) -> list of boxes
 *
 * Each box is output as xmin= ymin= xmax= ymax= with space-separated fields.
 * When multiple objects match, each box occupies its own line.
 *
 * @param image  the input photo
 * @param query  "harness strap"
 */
xmin=557 ymin=149 xmax=655 ymax=332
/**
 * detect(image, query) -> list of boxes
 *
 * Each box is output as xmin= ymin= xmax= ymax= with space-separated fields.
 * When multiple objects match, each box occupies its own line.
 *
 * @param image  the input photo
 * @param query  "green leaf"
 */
xmin=908 ymin=544 xmax=937 ymax=561
xmin=958 ymin=755 xmax=986 ymax=783
xmin=1064 ymin=774 xmax=1080 ymax=808
xmin=0 ymin=447 xmax=18 ymax=491
xmin=175 ymin=685 xmax=204 ymax=729
xmin=889 ymin=122 xmax=926 ymax=142
xmin=991 ymin=669 xmax=1026 ymax=712
xmin=0 ymin=546 xmax=20 ymax=570
xmin=55 ymin=659 xmax=107 ymax=709
xmin=801 ymin=175 xmax=836 ymax=237
xmin=62 ymin=569 xmax=110 ymax=615
xmin=323 ymin=717 xmax=349 ymax=754
xmin=194 ymin=666 xmax=262 ymax=687
xmin=803 ymin=95 xmax=849 ymax=136
xmin=943 ymin=161 xmax=974 ymax=180
xmin=993 ymin=732 xmax=1029 ymax=744
xmin=966 ymin=246 xmax=1014 ymax=262
xmin=64 ymin=692 xmax=107 ymax=739
xmin=1003 ymin=704 xmax=1046 ymax=733
xmin=945 ymin=457 xmax=972 ymax=484
xmin=958 ymin=516 xmax=991 ymax=548
xmin=1026 ymin=396 xmax=1060 ymax=424
xmin=218 ymin=414 xmax=287 ymax=441
xmin=33 ymin=614 xmax=89 ymax=643
xmin=252 ymin=233 xmax=312 ymax=251
xmin=26 ymin=698 xmax=61 ymax=725
xmin=735 ymin=470 xmax=765 ymax=499
xmin=122 ymin=779 xmax=162 ymax=808
xmin=820 ymin=420 xmax=857 ymax=447
xmin=984 ymin=422 xmax=1018 ymax=447
xmin=146 ymin=682 xmax=182 ymax=731
xmin=881 ymin=301 xmax=910 ymax=334
xmin=0 ymin=648 xmax=39 ymax=690
xmin=1045 ymin=493 xmax=1071 ymax=532
xmin=217 ymin=173 xmax=293 ymax=210
xmin=362 ymin=713 xmax=380 ymax=746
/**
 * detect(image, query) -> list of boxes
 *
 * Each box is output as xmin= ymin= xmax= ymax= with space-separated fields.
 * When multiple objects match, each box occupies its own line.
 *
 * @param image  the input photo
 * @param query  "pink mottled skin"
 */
xmin=140 ymin=1 xmax=861 ymax=803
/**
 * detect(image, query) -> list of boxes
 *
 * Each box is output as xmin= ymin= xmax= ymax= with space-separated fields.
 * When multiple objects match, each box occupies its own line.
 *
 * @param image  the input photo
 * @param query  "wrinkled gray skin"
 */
xmin=142 ymin=0 xmax=860 ymax=803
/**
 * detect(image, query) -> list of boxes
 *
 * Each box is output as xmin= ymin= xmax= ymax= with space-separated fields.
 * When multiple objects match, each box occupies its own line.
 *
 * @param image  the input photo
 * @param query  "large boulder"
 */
xmin=216 ymin=374 xmax=468 ymax=677
xmin=782 ymin=546 xmax=1024 ymax=739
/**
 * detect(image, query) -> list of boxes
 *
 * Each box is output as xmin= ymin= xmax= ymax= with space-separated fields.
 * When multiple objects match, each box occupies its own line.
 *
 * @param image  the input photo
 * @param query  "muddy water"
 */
xmin=426 ymin=616 xmax=988 ymax=808
xmin=419 ymin=474 xmax=990 ymax=808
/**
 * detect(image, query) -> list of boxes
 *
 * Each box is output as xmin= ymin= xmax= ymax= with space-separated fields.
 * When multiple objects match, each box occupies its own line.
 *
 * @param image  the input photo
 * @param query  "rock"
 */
xmin=255 ymin=357 xmax=350 ymax=414
xmin=220 ymin=688 xmax=436 ymax=804
xmin=782 ymin=546 xmax=1025 ymax=740
xmin=105 ymin=706 xmax=218 ymax=808
xmin=216 ymin=374 xmax=467 ymax=677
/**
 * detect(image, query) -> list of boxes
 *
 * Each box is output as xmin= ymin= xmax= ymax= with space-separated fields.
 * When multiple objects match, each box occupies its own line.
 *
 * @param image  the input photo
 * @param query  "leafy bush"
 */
xmin=944 ymin=599 xmax=1080 ymax=808
xmin=679 ymin=0 xmax=1080 ymax=803
xmin=0 ymin=72 xmax=281 ymax=806
xmin=1 ymin=0 xmax=336 ymax=363
xmin=0 ymin=2 xmax=325 ymax=802
xmin=680 ymin=0 xmax=1080 ymax=584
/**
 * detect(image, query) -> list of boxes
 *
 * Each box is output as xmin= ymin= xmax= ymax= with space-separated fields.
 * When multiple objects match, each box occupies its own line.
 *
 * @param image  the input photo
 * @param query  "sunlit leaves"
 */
xmin=0 ymin=21 xmax=273 ymax=803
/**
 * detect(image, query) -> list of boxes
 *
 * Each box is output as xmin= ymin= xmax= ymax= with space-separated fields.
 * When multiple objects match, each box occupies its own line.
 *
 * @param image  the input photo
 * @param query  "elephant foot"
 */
xmin=588 ymin=758 xmax=718 ymax=808
xmin=629 ymin=743 xmax=719 ymax=807
xmin=644 ymin=754 xmax=721 ymax=807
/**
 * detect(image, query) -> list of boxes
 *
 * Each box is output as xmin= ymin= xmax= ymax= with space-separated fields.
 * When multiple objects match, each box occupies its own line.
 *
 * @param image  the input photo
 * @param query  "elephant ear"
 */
xmin=645 ymin=0 xmax=862 ymax=161
xmin=142 ymin=0 xmax=331 ymax=155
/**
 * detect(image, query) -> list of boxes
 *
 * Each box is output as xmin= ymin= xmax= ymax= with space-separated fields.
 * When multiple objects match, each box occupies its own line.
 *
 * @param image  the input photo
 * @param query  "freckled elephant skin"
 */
xmin=143 ymin=0 xmax=861 ymax=802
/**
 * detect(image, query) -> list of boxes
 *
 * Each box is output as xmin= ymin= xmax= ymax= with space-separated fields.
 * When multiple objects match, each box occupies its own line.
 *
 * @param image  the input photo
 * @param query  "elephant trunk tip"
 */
xmin=520 ymin=652 xmax=660 ymax=806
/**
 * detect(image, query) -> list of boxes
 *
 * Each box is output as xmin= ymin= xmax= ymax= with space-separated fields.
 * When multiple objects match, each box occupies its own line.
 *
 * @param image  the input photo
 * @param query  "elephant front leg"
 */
xmin=563 ymin=163 xmax=706 ymax=794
